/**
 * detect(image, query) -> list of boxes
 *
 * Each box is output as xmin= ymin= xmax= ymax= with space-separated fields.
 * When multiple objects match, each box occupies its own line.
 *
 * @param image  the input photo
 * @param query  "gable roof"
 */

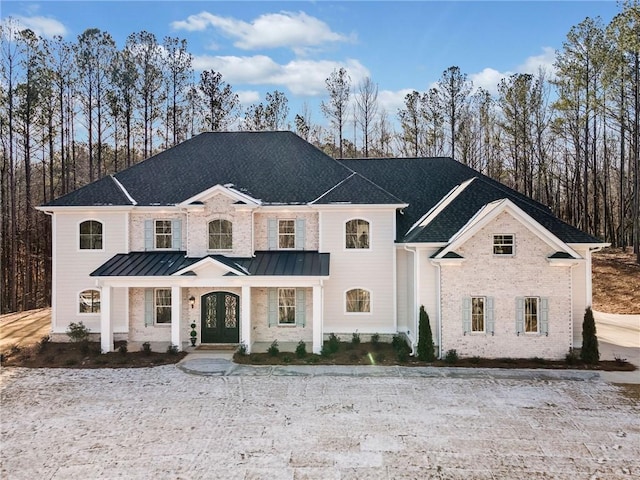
xmin=340 ymin=157 xmax=601 ymax=244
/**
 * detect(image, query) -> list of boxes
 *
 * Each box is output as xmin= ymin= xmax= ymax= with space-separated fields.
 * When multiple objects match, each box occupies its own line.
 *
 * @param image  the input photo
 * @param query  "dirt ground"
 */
xmin=592 ymin=247 xmax=640 ymax=314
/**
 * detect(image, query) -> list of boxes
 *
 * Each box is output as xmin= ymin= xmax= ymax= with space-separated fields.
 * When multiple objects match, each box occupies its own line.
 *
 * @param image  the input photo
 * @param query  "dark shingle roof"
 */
xmin=313 ymin=172 xmax=405 ymax=205
xmin=91 ymin=251 xmax=330 ymax=277
xmin=45 ymin=175 xmax=135 ymax=207
xmin=341 ymin=157 xmax=601 ymax=244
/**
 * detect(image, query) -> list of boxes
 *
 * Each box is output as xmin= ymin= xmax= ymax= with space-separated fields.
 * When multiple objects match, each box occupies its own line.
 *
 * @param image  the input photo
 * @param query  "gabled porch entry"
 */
xmin=201 ymin=291 xmax=239 ymax=344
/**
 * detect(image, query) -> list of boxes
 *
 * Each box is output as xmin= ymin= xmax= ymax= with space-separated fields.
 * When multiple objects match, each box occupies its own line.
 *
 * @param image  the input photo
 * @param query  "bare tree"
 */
xmin=355 ymin=77 xmax=379 ymax=157
xmin=321 ymin=67 xmax=351 ymax=158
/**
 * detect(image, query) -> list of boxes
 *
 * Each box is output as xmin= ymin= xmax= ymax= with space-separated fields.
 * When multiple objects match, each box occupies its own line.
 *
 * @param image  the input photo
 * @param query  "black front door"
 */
xmin=201 ymin=292 xmax=240 ymax=343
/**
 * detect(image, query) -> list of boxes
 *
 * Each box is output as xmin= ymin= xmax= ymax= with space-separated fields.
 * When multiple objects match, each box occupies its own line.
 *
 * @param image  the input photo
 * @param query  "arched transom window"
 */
xmin=209 ymin=219 xmax=233 ymax=250
xmin=346 ymin=288 xmax=371 ymax=313
xmin=346 ymin=219 xmax=369 ymax=249
xmin=79 ymin=220 xmax=103 ymax=249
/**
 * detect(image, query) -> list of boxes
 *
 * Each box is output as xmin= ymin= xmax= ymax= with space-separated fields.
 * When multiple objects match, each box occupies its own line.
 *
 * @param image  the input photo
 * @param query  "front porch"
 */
xmin=99 ymin=284 xmax=324 ymax=355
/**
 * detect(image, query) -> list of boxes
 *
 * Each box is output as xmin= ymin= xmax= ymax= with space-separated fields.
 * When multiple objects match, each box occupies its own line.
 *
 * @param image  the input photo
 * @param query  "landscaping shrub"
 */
xmin=118 ymin=342 xmax=128 ymax=354
xmin=565 ymin=349 xmax=579 ymax=365
xmin=166 ymin=344 xmax=179 ymax=355
xmin=267 ymin=340 xmax=279 ymax=356
xmin=141 ymin=342 xmax=152 ymax=355
xmin=371 ymin=333 xmax=380 ymax=349
xmin=581 ymin=307 xmax=599 ymax=364
xmin=237 ymin=342 xmax=248 ymax=356
xmin=66 ymin=322 xmax=90 ymax=343
xmin=417 ymin=306 xmax=435 ymax=362
xmin=327 ymin=333 xmax=340 ymax=353
xmin=351 ymin=332 xmax=361 ymax=345
xmin=444 ymin=349 xmax=459 ymax=365
xmin=295 ymin=340 xmax=307 ymax=358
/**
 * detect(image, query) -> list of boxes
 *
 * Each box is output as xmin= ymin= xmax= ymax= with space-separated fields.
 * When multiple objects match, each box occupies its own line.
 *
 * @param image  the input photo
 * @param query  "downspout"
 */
xmin=403 ymin=245 xmax=418 ymax=355
xmin=433 ymin=261 xmax=443 ymax=360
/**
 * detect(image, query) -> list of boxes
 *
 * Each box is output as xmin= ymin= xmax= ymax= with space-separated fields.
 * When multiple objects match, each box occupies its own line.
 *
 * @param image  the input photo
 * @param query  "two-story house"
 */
xmin=38 ymin=131 xmax=606 ymax=359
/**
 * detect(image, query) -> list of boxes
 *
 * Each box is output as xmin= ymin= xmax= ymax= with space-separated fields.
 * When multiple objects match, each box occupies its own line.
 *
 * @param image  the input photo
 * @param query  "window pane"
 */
xmin=346 ymin=288 xmax=370 ymax=312
xmin=155 ymin=221 xmax=172 ymax=249
xmin=79 ymin=221 xmax=103 ymax=250
xmin=346 ymin=220 xmax=369 ymax=249
xmin=79 ymin=289 xmax=100 ymax=313
xmin=525 ymin=297 xmax=538 ymax=332
xmin=278 ymin=288 xmax=296 ymax=324
xmin=155 ymin=289 xmax=172 ymax=324
xmin=493 ymin=235 xmax=514 ymax=255
xmin=471 ymin=297 xmax=484 ymax=332
xmin=209 ymin=220 xmax=232 ymax=250
xmin=278 ymin=220 xmax=295 ymax=249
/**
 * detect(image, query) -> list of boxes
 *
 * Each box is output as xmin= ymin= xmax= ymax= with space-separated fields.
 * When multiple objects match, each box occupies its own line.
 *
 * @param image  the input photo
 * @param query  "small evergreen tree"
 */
xmin=581 ymin=307 xmax=599 ymax=364
xmin=417 ymin=305 xmax=435 ymax=362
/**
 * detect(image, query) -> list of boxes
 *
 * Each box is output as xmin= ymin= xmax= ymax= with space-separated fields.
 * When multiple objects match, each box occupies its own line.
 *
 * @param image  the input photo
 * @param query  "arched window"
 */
xmin=79 ymin=220 xmax=103 ymax=249
xmin=79 ymin=289 xmax=101 ymax=313
xmin=208 ymin=219 xmax=233 ymax=250
xmin=345 ymin=219 xmax=369 ymax=249
xmin=346 ymin=288 xmax=371 ymax=313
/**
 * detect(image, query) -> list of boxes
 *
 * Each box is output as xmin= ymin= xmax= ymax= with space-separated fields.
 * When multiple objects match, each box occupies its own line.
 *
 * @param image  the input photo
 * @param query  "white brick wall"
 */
xmin=251 ymin=288 xmax=313 ymax=344
xmin=254 ymin=212 xmax=319 ymax=251
xmin=439 ymin=211 xmax=572 ymax=360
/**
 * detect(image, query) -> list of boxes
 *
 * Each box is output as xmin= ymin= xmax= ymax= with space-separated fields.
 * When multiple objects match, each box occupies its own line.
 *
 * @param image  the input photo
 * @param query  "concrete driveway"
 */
xmin=1 ymin=365 xmax=639 ymax=479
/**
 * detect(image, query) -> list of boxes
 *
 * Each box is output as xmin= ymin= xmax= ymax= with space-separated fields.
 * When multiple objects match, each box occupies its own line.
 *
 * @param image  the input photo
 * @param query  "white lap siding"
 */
xmin=53 ymin=211 xmax=128 ymax=336
xmin=320 ymin=208 xmax=397 ymax=334
xmin=439 ymin=211 xmax=572 ymax=359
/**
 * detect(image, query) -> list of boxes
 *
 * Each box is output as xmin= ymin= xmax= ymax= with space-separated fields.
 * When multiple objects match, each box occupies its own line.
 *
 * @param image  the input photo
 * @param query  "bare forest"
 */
xmin=1 ymin=3 xmax=639 ymax=314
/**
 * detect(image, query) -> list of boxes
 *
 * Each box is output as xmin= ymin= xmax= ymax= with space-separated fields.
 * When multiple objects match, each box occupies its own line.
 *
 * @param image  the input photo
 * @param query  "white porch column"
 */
xmin=100 ymin=285 xmax=113 ymax=353
xmin=171 ymin=286 xmax=182 ymax=351
xmin=241 ymin=285 xmax=252 ymax=353
xmin=312 ymin=284 xmax=323 ymax=354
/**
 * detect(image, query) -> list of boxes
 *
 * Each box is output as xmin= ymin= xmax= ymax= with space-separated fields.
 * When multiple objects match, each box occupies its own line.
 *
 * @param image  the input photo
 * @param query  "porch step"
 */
xmin=195 ymin=344 xmax=238 ymax=351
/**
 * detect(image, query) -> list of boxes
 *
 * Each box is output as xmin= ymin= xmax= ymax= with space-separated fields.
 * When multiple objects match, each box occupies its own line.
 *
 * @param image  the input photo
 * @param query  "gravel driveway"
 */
xmin=1 ymin=366 xmax=639 ymax=479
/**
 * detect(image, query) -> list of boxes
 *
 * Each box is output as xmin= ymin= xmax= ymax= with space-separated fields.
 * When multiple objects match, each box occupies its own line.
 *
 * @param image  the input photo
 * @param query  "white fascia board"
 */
xmin=172 ymin=257 xmax=248 ymax=277
xmin=310 ymin=203 xmax=408 ymax=211
xmin=35 ymin=205 xmax=135 ymax=213
xmin=396 ymin=242 xmax=447 ymax=249
xmin=437 ymin=199 xmax=582 ymax=259
xmin=178 ymin=184 xmax=261 ymax=207
xmin=96 ymin=276 xmax=327 ymax=288
xmin=406 ymin=177 xmax=476 ymax=235
xmin=546 ymin=258 xmax=584 ymax=267
xmin=567 ymin=242 xmax=611 ymax=251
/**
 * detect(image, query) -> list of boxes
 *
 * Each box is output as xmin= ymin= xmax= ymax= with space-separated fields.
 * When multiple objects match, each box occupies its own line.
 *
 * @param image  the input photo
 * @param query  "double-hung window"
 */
xmin=278 ymin=220 xmax=295 ymax=249
xmin=155 ymin=221 xmax=173 ymax=249
xmin=278 ymin=288 xmax=296 ymax=325
xmin=155 ymin=288 xmax=172 ymax=324
xmin=524 ymin=297 xmax=538 ymax=333
xmin=471 ymin=297 xmax=485 ymax=332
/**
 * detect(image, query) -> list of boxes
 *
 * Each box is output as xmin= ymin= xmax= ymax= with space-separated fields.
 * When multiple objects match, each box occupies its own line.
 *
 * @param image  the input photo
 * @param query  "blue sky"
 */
xmin=2 ymin=1 xmax=622 ymax=126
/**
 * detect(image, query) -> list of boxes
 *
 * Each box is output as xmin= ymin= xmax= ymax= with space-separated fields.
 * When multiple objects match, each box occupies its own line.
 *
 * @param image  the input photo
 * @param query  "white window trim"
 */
xmin=277 ymin=287 xmax=296 ymax=325
xmin=470 ymin=296 xmax=486 ymax=333
xmin=154 ymin=288 xmax=172 ymax=325
xmin=78 ymin=288 xmax=101 ymax=315
xmin=344 ymin=218 xmax=372 ymax=251
xmin=154 ymin=219 xmax=173 ymax=250
xmin=77 ymin=219 xmax=105 ymax=252
xmin=493 ymin=233 xmax=515 ymax=256
xmin=344 ymin=287 xmax=372 ymax=315
xmin=524 ymin=296 xmax=539 ymax=334
xmin=207 ymin=218 xmax=233 ymax=251
xmin=278 ymin=219 xmax=296 ymax=251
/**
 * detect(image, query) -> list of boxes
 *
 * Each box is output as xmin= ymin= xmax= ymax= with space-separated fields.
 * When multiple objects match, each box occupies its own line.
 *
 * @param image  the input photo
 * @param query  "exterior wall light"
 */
xmin=189 ymin=296 xmax=196 ymax=309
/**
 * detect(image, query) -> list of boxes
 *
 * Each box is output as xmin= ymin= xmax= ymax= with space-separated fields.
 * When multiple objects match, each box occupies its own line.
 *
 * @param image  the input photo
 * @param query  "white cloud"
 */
xmin=193 ymin=54 xmax=370 ymax=97
xmin=469 ymin=68 xmax=511 ymax=96
xmin=517 ymin=46 xmax=557 ymax=77
xmin=378 ymin=89 xmax=416 ymax=115
xmin=237 ymin=90 xmax=261 ymax=105
xmin=7 ymin=15 xmax=67 ymax=39
xmin=172 ymin=10 xmax=351 ymax=52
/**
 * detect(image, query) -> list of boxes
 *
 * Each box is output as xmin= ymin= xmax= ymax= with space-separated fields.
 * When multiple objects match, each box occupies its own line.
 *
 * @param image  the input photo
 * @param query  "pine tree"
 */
xmin=581 ymin=307 xmax=600 ymax=364
xmin=417 ymin=305 xmax=435 ymax=362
